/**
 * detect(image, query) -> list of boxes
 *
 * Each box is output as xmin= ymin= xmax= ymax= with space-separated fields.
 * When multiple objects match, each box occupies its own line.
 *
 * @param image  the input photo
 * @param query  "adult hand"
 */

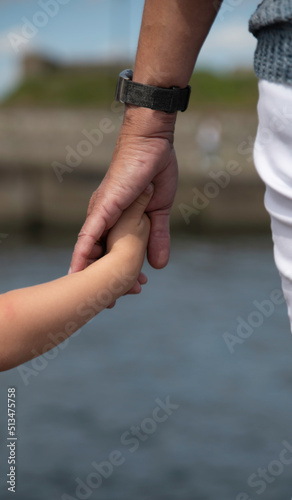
xmin=69 ymin=106 xmax=178 ymax=286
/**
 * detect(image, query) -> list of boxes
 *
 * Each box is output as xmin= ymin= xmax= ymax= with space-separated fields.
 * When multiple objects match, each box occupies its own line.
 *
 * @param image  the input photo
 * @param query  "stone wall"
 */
xmin=0 ymin=108 xmax=269 ymax=236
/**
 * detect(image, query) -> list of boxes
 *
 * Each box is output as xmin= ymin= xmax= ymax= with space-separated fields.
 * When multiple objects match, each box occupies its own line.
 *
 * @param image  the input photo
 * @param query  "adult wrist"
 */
xmin=122 ymin=104 xmax=176 ymax=142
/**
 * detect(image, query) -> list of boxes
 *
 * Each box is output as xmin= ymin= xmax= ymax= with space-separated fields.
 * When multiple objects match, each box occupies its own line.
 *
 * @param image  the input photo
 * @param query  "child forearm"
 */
xmin=0 ymin=186 xmax=152 ymax=372
xmin=0 ymin=251 xmax=139 ymax=372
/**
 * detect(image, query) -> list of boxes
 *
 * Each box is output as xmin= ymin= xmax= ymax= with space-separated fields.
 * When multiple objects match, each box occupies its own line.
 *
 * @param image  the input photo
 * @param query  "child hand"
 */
xmin=106 ymin=184 xmax=153 ymax=285
xmin=107 ymin=183 xmax=153 ymax=255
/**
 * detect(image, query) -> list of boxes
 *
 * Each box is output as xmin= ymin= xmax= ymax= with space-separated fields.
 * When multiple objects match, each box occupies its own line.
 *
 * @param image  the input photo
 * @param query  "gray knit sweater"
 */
xmin=249 ymin=0 xmax=292 ymax=84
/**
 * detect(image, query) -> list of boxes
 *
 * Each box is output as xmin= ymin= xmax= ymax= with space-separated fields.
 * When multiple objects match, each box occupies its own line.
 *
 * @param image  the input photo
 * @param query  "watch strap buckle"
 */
xmin=169 ymin=85 xmax=191 ymax=113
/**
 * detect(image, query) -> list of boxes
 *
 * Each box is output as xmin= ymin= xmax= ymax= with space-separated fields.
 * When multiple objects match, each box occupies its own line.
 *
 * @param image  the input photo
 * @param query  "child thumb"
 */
xmin=132 ymin=183 xmax=154 ymax=214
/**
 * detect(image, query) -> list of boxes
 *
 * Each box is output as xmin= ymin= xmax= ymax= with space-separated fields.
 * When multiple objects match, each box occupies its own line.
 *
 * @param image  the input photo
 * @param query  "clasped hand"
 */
xmin=69 ymin=107 xmax=178 ymax=304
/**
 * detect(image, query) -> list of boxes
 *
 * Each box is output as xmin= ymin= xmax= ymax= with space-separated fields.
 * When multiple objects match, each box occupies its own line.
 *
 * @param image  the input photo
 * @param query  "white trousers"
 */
xmin=254 ymin=80 xmax=292 ymax=331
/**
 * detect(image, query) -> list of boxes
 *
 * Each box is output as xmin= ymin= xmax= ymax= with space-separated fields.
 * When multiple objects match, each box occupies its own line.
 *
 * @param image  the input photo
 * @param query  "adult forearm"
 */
xmin=134 ymin=0 xmax=222 ymax=88
xmin=123 ymin=0 xmax=222 ymax=135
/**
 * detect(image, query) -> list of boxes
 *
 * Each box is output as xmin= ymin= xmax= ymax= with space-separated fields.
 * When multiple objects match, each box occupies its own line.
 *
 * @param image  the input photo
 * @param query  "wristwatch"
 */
xmin=115 ymin=69 xmax=191 ymax=114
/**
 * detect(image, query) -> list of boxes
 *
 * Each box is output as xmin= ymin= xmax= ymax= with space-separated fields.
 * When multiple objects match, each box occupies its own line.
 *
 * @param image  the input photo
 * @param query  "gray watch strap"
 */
xmin=124 ymin=80 xmax=191 ymax=113
xmin=116 ymin=69 xmax=191 ymax=114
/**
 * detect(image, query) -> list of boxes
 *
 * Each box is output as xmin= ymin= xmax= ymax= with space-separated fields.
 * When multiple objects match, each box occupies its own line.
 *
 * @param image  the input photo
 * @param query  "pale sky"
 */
xmin=0 ymin=0 xmax=258 ymax=100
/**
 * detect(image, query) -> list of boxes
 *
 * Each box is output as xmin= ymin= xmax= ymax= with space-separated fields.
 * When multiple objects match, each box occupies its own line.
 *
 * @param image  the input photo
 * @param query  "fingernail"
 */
xmin=145 ymin=183 xmax=154 ymax=195
xmin=68 ymin=267 xmax=72 ymax=275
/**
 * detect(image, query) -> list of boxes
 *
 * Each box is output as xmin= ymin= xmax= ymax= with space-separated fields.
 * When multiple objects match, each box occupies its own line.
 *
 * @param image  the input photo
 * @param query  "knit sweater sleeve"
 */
xmin=249 ymin=0 xmax=292 ymax=35
xmin=249 ymin=0 xmax=292 ymax=85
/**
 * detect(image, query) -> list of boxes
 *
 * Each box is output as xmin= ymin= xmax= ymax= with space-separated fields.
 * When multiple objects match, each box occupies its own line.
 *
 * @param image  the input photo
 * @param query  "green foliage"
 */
xmin=189 ymin=70 xmax=258 ymax=109
xmin=3 ymin=67 xmax=120 ymax=108
xmin=3 ymin=66 xmax=258 ymax=110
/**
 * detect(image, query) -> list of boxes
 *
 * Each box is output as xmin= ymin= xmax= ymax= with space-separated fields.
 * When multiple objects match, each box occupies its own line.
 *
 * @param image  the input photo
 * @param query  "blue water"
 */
xmin=0 ymin=236 xmax=292 ymax=500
